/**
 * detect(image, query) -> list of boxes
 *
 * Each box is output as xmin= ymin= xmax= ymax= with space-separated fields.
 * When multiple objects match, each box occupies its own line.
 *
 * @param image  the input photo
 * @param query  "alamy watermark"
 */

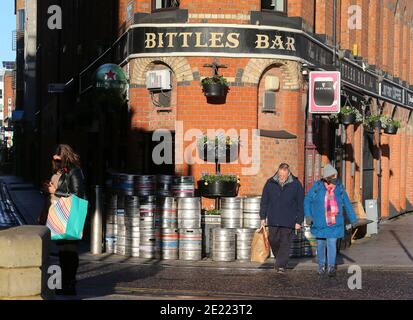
xmin=151 ymin=122 xmax=262 ymax=176
xmin=47 ymin=265 xmax=62 ymax=290
xmin=47 ymin=5 xmax=62 ymax=30
xmin=347 ymin=265 xmax=362 ymax=290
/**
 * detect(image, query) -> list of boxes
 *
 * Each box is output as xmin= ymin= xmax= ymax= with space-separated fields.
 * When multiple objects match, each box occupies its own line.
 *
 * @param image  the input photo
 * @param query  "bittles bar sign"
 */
xmin=128 ymin=24 xmax=334 ymax=69
xmin=309 ymin=71 xmax=341 ymax=114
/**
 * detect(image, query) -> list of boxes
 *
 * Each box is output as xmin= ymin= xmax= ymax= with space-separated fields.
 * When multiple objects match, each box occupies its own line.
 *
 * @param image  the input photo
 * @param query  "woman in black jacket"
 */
xmin=45 ymin=144 xmax=86 ymax=296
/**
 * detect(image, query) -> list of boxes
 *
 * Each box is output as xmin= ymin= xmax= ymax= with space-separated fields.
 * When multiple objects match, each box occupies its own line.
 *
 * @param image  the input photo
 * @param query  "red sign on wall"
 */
xmin=309 ymin=71 xmax=341 ymax=114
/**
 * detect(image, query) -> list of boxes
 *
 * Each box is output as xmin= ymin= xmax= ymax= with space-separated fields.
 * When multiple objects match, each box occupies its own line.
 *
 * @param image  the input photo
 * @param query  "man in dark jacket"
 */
xmin=260 ymin=163 xmax=305 ymax=273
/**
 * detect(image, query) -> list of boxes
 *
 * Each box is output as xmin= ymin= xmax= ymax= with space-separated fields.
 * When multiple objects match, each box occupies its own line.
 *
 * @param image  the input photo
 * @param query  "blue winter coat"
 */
xmin=260 ymin=175 xmax=305 ymax=229
xmin=304 ymin=180 xmax=358 ymax=239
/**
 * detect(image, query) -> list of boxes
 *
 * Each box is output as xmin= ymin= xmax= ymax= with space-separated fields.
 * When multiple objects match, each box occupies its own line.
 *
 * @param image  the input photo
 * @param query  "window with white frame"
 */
xmin=261 ymin=0 xmax=287 ymax=13
xmin=153 ymin=0 xmax=180 ymax=11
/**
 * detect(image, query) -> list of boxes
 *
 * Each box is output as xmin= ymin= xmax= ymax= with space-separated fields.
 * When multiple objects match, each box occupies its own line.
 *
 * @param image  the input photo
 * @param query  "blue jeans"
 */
xmin=317 ymin=238 xmax=337 ymax=267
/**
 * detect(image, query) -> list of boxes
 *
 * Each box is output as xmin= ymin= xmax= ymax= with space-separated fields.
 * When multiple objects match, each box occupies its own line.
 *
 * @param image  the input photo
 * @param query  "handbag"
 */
xmin=46 ymin=174 xmax=88 ymax=240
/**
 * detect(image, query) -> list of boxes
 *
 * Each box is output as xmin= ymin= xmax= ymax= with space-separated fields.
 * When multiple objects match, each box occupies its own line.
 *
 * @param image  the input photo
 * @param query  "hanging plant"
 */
xmin=201 ymin=75 xmax=229 ymax=97
xmin=381 ymin=116 xmax=401 ymax=135
xmin=364 ymin=114 xmax=382 ymax=130
xmin=329 ymin=106 xmax=363 ymax=125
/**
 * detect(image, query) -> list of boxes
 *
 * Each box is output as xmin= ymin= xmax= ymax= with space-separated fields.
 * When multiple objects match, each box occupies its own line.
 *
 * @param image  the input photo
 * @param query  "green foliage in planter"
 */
xmin=201 ymin=75 xmax=229 ymax=87
xmin=380 ymin=115 xmax=401 ymax=129
xmin=364 ymin=114 xmax=382 ymax=126
xmin=199 ymin=174 xmax=239 ymax=184
xmin=205 ymin=209 xmax=222 ymax=216
xmin=329 ymin=106 xmax=363 ymax=124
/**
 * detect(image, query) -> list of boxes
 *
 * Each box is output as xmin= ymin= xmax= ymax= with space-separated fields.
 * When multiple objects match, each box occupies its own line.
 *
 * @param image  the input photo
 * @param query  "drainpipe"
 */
xmin=333 ymin=0 xmax=337 ymax=67
xmin=360 ymin=103 xmax=367 ymax=196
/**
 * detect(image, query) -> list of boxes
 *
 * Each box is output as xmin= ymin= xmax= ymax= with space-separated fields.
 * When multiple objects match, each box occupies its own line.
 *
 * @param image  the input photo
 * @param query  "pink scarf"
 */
xmin=324 ymin=182 xmax=339 ymax=226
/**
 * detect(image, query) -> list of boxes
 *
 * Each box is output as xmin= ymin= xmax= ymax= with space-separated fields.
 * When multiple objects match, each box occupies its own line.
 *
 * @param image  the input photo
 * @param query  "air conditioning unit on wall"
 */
xmin=146 ymin=69 xmax=172 ymax=91
xmin=263 ymin=91 xmax=276 ymax=113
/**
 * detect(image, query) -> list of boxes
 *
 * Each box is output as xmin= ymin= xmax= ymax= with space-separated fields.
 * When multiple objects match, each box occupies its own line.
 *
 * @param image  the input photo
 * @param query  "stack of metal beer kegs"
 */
xmin=209 ymin=196 xmax=263 ymax=263
xmin=105 ymin=173 xmax=199 ymax=261
xmin=175 ymin=177 xmax=202 ymax=261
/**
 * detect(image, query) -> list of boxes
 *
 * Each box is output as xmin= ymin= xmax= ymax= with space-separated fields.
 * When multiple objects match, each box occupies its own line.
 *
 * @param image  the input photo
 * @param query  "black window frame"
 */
xmin=152 ymin=0 xmax=180 ymax=13
xmin=261 ymin=0 xmax=288 ymax=15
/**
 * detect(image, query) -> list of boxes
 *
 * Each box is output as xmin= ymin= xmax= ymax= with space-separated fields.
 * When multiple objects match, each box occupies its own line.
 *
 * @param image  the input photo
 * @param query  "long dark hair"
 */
xmin=53 ymin=144 xmax=81 ymax=172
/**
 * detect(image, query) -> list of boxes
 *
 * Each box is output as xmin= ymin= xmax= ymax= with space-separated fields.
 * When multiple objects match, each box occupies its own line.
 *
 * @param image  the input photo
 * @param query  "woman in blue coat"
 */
xmin=304 ymin=164 xmax=357 ymax=277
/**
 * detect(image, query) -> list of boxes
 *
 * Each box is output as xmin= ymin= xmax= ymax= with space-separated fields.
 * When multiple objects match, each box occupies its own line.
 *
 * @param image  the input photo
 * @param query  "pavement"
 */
xmin=1 ymin=174 xmax=413 ymax=300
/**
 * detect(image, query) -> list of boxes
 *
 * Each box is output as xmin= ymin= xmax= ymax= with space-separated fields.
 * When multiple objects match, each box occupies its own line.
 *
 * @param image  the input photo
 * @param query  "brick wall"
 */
xmin=3 ymin=72 xmax=15 ymax=120
xmin=115 ymin=0 xmax=413 ymax=217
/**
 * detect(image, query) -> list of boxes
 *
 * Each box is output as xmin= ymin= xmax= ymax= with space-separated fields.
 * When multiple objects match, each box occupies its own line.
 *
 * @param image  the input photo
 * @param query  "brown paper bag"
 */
xmin=251 ymin=227 xmax=270 ymax=263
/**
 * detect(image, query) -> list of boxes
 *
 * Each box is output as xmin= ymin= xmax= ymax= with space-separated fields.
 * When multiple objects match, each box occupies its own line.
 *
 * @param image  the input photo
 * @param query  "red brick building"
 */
xmin=109 ymin=0 xmax=413 ymax=218
xmin=16 ymin=0 xmax=413 ymax=219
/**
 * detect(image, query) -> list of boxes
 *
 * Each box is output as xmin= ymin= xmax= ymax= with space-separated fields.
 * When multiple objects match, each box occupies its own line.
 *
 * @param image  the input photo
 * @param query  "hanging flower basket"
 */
xmin=364 ymin=115 xmax=382 ymax=131
xmin=383 ymin=125 xmax=398 ymax=135
xmin=340 ymin=113 xmax=356 ymax=125
xmin=329 ymin=106 xmax=362 ymax=126
xmin=381 ymin=116 xmax=401 ymax=135
xmin=201 ymin=76 xmax=229 ymax=97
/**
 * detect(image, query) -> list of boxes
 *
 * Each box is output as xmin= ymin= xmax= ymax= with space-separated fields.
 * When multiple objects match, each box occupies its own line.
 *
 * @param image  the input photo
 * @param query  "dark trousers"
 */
xmin=268 ymin=226 xmax=293 ymax=268
xmin=57 ymin=241 xmax=79 ymax=287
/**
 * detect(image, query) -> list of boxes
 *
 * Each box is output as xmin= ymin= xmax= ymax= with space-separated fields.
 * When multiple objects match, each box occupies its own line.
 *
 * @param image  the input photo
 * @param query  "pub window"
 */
xmin=152 ymin=0 xmax=180 ymax=11
xmin=261 ymin=0 xmax=287 ymax=14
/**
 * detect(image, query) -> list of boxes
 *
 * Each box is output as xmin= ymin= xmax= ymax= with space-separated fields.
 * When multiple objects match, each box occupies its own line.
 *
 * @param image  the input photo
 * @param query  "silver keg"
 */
xmin=235 ymin=228 xmax=255 ymax=261
xmin=160 ymin=228 xmax=179 ymax=260
xmin=201 ymin=213 xmax=221 ymax=257
xmin=242 ymin=196 xmax=262 ymax=229
xmin=134 ymin=175 xmax=156 ymax=197
xmin=105 ymin=237 xmax=116 ymax=254
xmin=139 ymin=216 xmax=155 ymax=230
xmin=156 ymin=197 xmax=177 ymax=229
xmin=179 ymin=229 xmax=202 ymax=261
xmin=156 ymin=175 xmax=175 ymax=197
xmin=221 ymin=198 xmax=243 ymax=228
xmin=125 ymin=195 xmax=139 ymax=216
xmin=115 ymin=244 xmax=132 ymax=257
xmin=178 ymin=197 xmax=201 ymax=229
xmin=139 ymin=196 xmax=156 ymax=217
xmin=124 ymin=215 xmax=140 ymax=228
xmin=211 ymin=228 xmax=236 ymax=262
xmin=290 ymin=229 xmax=304 ymax=258
xmin=140 ymin=229 xmax=157 ymax=259
xmin=303 ymin=226 xmax=317 ymax=257
xmin=172 ymin=176 xmax=195 ymax=198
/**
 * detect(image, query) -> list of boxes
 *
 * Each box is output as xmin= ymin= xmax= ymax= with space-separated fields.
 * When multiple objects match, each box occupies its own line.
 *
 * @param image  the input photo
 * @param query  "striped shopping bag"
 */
xmin=46 ymin=194 xmax=88 ymax=240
